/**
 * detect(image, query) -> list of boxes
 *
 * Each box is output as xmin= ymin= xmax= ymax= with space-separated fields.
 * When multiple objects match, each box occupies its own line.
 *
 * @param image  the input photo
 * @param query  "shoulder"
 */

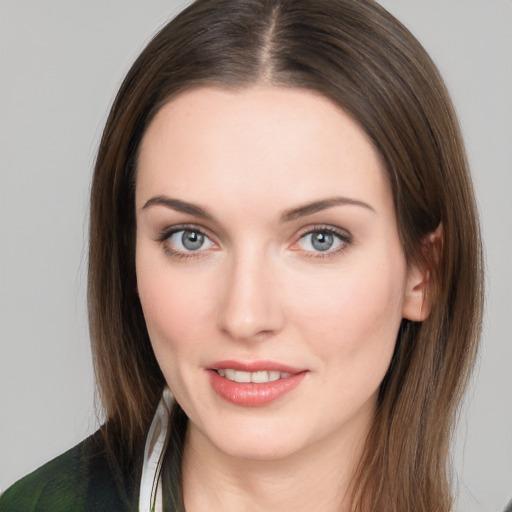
xmin=0 ymin=430 xmax=139 ymax=512
xmin=0 ymin=437 xmax=90 ymax=512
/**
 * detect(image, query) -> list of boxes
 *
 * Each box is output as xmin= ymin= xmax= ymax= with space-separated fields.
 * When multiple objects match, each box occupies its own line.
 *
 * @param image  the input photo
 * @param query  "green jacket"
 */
xmin=0 ymin=431 xmax=140 ymax=512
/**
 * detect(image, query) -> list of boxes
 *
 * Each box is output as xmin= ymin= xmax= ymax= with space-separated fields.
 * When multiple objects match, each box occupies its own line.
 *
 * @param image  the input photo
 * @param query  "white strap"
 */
xmin=139 ymin=387 xmax=173 ymax=512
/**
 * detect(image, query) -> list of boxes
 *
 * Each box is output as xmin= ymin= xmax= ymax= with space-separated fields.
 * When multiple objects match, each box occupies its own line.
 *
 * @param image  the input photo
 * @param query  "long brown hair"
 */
xmin=88 ymin=0 xmax=484 ymax=509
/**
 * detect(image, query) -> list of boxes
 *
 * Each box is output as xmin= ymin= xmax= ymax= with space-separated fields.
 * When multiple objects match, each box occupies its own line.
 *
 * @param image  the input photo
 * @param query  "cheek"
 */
xmin=136 ymin=262 xmax=218 ymax=407
xmin=290 ymin=254 xmax=406 ymax=369
xmin=135 ymin=248 xmax=214 ymax=356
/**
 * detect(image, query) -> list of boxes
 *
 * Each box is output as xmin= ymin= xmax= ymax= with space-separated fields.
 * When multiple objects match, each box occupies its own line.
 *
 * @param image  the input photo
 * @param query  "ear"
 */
xmin=402 ymin=224 xmax=443 ymax=322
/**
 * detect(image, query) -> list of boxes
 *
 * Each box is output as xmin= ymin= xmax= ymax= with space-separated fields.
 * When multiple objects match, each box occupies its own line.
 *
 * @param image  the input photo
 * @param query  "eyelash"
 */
xmin=155 ymin=224 xmax=352 ymax=260
xmin=294 ymin=224 xmax=352 ymax=259
xmin=156 ymin=224 xmax=215 ymax=260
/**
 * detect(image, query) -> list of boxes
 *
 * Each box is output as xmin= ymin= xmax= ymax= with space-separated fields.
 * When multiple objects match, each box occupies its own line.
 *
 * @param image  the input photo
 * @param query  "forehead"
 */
xmin=136 ymin=86 xmax=391 ymax=214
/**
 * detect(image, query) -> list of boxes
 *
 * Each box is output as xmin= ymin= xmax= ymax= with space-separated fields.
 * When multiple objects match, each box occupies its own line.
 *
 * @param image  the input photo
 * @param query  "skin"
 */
xmin=135 ymin=86 xmax=427 ymax=511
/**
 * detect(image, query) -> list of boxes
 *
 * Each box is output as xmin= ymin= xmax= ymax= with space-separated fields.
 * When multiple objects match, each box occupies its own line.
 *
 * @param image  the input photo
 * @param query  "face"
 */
xmin=135 ymin=86 xmax=423 ymax=462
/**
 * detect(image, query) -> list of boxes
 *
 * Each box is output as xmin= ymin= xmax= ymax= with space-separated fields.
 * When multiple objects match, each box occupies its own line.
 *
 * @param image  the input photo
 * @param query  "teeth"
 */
xmin=251 ymin=371 xmax=270 ymax=383
xmin=224 ymin=369 xmax=236 ymax=381
xmin=235 ymin=370 xmax=251 ymax=383
xmin=216 ymin=369 xmax=294 ymax=383
xmin=268 ymin=371 xmax=280 ymax=382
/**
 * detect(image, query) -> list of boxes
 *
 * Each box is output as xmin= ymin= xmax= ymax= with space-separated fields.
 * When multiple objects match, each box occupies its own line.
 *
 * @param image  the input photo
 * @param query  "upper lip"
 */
xmin=209 ymin=360 xmax=305 ymax=374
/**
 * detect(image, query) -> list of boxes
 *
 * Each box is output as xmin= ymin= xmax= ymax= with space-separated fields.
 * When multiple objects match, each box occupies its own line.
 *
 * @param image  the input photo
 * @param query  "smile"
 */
xmin=216 ymin=369 xmax=293 ymax=383
xmin=209 ymin=361 xmax=307 ymax=407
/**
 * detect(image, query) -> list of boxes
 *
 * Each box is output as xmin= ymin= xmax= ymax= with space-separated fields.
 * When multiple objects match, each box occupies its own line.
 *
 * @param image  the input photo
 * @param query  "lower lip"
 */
xmin=208 ymin=370 xmax=307 ymax=407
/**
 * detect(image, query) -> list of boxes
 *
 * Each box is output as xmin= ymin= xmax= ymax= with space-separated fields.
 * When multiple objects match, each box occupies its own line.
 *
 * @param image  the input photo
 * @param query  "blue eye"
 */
xmin=298 ymin=229 xmax=349 ymax=254
xmin=168 ymin=229 xmax=213 ymax=253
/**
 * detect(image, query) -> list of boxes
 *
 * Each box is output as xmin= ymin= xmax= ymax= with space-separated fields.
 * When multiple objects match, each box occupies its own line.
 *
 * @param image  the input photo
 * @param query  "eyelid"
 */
xmin=296 ymin=224 xmax=351 ymax=241
xmin=156 ymin=223 xmax=219 ymax=258
xmin=155 ymin=223 xmax=351 ymax=259
xmin=291 ymin=224 xmax=352 ymax=257
xmin=156 ymin=223 xmax=210 ymax=241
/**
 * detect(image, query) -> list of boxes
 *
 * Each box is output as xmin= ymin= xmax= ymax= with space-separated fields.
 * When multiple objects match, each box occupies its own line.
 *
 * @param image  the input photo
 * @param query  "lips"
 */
xmin=217 ymin=369 xmax=293 ymax=383
xmin=208 ymin=360 xmax=307 ymax=407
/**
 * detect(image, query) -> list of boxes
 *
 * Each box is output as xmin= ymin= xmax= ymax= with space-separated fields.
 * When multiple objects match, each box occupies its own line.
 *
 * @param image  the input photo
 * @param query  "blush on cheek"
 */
xmin=139 ymin=278 xmax=215 ymax=357
xmin=303 ymin=270 xmax=403 ymax=370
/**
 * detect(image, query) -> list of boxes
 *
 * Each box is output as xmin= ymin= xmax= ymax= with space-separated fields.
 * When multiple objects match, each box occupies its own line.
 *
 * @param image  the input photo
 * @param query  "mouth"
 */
xmin=208 ymin=360 xmax=307 ymax=407
xmin=215 ymin=369 xmax=293 ymax=383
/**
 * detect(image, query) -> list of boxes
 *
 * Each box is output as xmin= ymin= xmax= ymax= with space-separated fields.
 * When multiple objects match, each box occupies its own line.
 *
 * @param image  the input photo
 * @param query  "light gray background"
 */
xmin=1 ymin=1 xmax=511 ymax=510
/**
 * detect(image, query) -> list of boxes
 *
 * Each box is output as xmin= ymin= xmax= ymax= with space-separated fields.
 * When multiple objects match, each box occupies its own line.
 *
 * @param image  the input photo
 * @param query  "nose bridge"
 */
xmin=218 ymin=241 xmax=282 ymax=341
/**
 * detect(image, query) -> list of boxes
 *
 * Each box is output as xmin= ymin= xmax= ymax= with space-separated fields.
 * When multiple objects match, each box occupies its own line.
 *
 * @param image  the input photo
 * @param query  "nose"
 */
xmin=217 ymin=247 xmax=284 ymax=342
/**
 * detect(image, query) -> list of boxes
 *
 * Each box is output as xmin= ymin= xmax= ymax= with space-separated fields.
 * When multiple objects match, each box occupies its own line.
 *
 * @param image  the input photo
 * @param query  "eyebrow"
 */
xmin=142 ymin=196 xmax=214 ymax=221
xmin=142 ymin=195 xmax=375 ymax=222
xmin=280 ymin=196 xmax=375 ymax=222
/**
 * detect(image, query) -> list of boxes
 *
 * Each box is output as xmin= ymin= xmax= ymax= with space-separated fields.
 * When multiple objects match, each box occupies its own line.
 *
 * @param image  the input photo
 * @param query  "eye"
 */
xmin=297 ymin=227 xmax=350 ymax=255
xmin=164 ymin=228 xmax=214 ymax=254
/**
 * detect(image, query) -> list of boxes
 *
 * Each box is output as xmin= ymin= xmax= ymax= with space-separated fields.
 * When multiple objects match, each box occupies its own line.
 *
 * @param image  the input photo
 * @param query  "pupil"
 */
xmin=182 ymin=231 xmax=204 ymax=250
xmin=312 ymin=232 xmax=333 ymax=251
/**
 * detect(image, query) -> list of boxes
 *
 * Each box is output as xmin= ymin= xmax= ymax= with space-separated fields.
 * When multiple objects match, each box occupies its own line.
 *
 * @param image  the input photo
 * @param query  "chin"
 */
xmin=215 ymin=433 xmax=305 ymax=462
xmin=190 ymin=413 xmax=312 ymax=462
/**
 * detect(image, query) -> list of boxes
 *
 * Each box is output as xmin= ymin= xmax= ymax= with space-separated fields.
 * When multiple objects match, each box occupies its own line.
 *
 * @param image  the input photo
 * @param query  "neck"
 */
xmin=180 ymin=418 xmax=370 ymax=512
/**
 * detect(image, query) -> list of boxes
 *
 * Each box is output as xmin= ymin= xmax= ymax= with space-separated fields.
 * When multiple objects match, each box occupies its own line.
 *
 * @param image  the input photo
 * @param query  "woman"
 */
xmin=0 ymin=0 xmax=483 ymax=510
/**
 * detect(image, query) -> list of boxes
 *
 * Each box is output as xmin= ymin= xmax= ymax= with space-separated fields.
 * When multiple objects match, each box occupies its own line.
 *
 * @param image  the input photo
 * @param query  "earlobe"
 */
xmin=402 ymin=224 xmax=443 ymax=322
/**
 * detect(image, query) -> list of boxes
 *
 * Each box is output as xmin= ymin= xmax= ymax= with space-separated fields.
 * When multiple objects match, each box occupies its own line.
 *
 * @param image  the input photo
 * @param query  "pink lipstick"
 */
xmin=208 ymin=360 xmax=307 ymax=407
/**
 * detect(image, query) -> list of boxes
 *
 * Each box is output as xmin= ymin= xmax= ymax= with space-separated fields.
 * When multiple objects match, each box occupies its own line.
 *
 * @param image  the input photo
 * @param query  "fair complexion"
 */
xmin=135 ymin=86 xmax=428 ymax=512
